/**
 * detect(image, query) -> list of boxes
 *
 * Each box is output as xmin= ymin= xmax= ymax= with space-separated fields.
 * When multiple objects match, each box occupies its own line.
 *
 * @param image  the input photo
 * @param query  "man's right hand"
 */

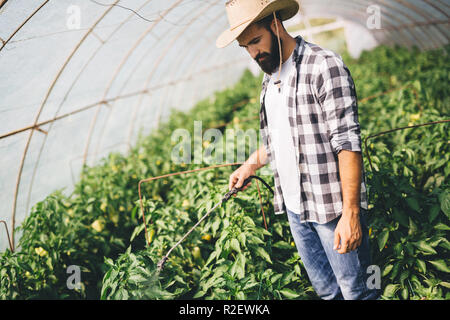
xmin=228 ymin=163 xmax=256 ymax=194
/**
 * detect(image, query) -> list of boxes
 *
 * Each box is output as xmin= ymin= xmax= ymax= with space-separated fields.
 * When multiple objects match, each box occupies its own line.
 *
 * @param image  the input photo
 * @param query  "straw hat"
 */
xmin=216 ymin=0 xmax=299 ymax=48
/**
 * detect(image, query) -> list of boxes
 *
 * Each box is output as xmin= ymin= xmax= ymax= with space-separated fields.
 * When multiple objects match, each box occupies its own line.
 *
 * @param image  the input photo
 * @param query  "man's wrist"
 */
xmin=342 ymin=206 xmax=360 ymax=218
xmin=242 ymin=160 xmax=258 ymax=172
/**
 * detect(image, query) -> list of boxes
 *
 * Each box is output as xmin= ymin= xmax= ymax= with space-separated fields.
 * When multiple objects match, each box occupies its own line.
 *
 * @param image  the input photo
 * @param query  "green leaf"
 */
xmin=416 ymin=260 xmax=426 ymax=273
xmin=232 ymin=253 xmax=246 ymax=279
xmin=428 ymin=260 xmax=450 ymax=273
xmin=428 ymin=204 xmax=441 ymax=223
xmin=378 ymin=229 xmax=389 ymax=251
xmin=434 ymin=223 xmax=450 ymax=231
xmin=400 ymin=287 xmax=409 ymax=300
xmin=438 ymin=190 xmax=450 ymax=219
xmin=408 ymin=218 xmax=418 ymax=235
xmin=438 ymin=239 xmax=450 ymax=251
xmin=279 ymin=288 xmax=300 ymax=299
xmin=406 ymin=197 xmax=420 ymax=212
xmin=413 ymin=241 xmax=437 ymax=255
xmin=383 ymin=284 xmax=400 ymax=298
xmin=237 ymin=233 xmax=246 ymax=248
xmin=254 ymin=247 xmax=272 ymax=264
xmin=230 ymin=238 xmax=241 ymax=253
xmin=392 ymin=208 xmax=409 ymax=228
xmin=211 ymin=218 xmax=221 ymax=237
xmin=382 ymin=264 xmax=394 ymax=277
xmin=193 ymin=290 xmax=206 ymax=298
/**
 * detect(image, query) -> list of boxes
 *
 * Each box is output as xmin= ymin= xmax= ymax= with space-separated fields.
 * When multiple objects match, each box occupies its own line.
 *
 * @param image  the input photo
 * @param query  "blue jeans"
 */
xmin=286 ymin=208 xmax=380 ymax=300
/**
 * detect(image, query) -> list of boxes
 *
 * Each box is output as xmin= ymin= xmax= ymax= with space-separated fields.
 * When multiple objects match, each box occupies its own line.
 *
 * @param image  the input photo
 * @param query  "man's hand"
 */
xmin=228 ymin=163 xmax=256 ymax=195
xmin=333 ymin=209 xmax=362 ymax=254
xmin=229 ymin=145 xmax=268 ymax=195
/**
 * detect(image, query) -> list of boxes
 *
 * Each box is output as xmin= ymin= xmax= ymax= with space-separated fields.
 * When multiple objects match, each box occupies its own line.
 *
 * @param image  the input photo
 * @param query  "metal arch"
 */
xmin=149 ymin=12 xmax=230 ymax=113
xmin=23 ymin=0 xmax=158 ymax=215
xmin=380 ymin=0 xmax=442 ymax=49
xmin=92 ymin=1 xmax=204 ymax=158
xmin=134 ymin=12 xmax=226 ymax=132
xmin=335 ymin=0 xmax=430 ymax=49
xmin=123 ymin=8 xmax=221 ymax=145
xmin=130 ymin=13 xmax=224 ymax=138
xmin=154 ymin=37 xmax=234 ymax=125
xmin=346 ymin=0 xmax=444 ymax=49
xmin=9 ymin=0 xmax=120 ymax=250
xmin=394 ymin=0 xmax=449 ymax=46
xmin=135 ymin=8 xmax=225 ymax=119
xmin=168 ymin=30 xmax=235 ymax=112
xmin=122 ymin=1 xmax=222 ymax=146
xmin=301 ymin=1 xmax=414 ymax=48
xmin=422 ymin=0 xmax=450 ymax=42
xmin=82 ymin=0 xmax=185 ymax=166
xmin=0 ymin=0 xmax=49 ymax=52
xmin=299 ymin=0 xmax=411 ymax=48
xmin=186 ymin=49 xmax=247 ymax=108
xmin=322 ymin=0 xmax=430 ymax=49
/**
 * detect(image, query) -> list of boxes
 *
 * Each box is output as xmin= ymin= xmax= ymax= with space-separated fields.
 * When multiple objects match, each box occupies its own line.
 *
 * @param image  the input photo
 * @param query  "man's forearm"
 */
xmin=244 ymin=145 xmax=268 ymax=171
xmin=337 ymin=150 xmax=362 ymax=215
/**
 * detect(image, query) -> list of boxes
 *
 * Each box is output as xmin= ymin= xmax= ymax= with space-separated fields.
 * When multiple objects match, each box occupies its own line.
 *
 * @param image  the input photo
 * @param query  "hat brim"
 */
xmin=216 ymin=0 xmax=300 ymax=48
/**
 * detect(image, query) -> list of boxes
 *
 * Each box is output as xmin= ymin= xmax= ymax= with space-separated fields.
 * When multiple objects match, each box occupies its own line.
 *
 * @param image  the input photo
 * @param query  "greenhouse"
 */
xmin=0 ymin=0 xmax=449 ymax=302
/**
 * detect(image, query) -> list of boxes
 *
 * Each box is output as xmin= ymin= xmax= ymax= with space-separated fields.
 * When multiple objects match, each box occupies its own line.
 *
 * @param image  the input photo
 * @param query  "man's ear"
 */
xmin=270 ymin=16 xmax=283 ymax=36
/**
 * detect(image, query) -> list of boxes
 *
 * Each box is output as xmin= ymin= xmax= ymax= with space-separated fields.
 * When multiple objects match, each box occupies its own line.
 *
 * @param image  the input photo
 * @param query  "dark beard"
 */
xmin=255 ymin=29 xmax=282 ymax=74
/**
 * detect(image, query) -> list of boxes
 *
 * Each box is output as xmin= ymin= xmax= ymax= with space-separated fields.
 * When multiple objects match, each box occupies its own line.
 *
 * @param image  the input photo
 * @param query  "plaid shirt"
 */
xmin=259 ymin=36 xmax=368 ymax=224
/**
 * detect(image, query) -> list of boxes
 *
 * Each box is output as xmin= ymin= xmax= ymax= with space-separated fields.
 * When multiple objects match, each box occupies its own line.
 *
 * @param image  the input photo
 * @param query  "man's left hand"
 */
xmin=333 ymin=209 xmax=362 ymax=254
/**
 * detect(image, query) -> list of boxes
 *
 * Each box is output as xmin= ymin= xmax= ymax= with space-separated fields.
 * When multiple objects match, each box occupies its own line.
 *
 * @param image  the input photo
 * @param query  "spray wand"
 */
xmin=156 ymin=175 xmax=273 ymax=271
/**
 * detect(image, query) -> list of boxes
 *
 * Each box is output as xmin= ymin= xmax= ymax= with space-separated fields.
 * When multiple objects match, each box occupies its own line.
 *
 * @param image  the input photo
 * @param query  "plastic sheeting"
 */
xmin=0 ymin=0 xmax=448 ymax=251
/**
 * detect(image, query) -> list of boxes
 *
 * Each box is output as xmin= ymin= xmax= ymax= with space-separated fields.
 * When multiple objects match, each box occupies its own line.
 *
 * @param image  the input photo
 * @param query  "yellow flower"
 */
xmin=202 ymin=234 xmax=212 ymax=241
xmin=25 ymin=271 xmax=31 ymax=278
xmin=369 ymin=227 xmax=372 ymax=236
xmin=203 ymin=140 xmax=210 ymax=148
xmin=156 ymin=160 xmax=161 ymax=166
xmin=35 ymin=247 xmax=48 ymax=257
xmin=409 ymin=113 xmax=420 ymax=122
xmin=68 ymin=209 xmax=74 ymax=217
xmin=233 ymin=117 xmax=240 ymax=124
xmin=146 ymin=229 xmax=156 ymax=244
xmin=100 ymin=202 xmax=107 ymax=212
xmin=138 ymin=154 xmax=145 ymax=160
xmin=119 ymin=206 xmax=125 ymax=212
xmin=249 ymin=97 xmax=257 ymax=103
xmin=192 ymin=246 xmax=202 ymax=260
xmin=182 ymin=200 xmax=190 ymax=207
xmin=291 ymin=241 xmax=295 ymax=247
xmin=132 ymin=174 xmax=137 ymax=179
xmin=91 ymin=219 xmax=104 ymax=232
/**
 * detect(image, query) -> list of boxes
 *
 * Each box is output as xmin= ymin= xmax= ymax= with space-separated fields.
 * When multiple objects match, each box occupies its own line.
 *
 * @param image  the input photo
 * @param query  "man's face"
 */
xmin=237 ymin=23 xmax=281 ymax=74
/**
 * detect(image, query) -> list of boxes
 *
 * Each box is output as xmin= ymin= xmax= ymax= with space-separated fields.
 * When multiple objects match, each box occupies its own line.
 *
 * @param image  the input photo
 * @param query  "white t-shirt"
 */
xmin=264 ymin=51 xmax=301 ymax=214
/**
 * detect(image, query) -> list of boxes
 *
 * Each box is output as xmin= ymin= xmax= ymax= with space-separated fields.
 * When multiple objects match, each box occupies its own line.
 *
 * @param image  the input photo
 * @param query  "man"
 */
xmin=217 ymin=0 xmax=380 ymax=300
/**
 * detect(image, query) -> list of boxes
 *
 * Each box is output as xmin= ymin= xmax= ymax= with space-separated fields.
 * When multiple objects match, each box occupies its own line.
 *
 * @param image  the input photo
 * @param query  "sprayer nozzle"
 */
xmin=157 ymin=256 xmax=168 ymax=271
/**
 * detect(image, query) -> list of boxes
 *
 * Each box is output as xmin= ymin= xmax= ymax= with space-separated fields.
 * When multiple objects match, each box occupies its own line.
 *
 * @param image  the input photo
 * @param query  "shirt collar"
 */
xmin=261 ymin=36 xmax=305 ymax=92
